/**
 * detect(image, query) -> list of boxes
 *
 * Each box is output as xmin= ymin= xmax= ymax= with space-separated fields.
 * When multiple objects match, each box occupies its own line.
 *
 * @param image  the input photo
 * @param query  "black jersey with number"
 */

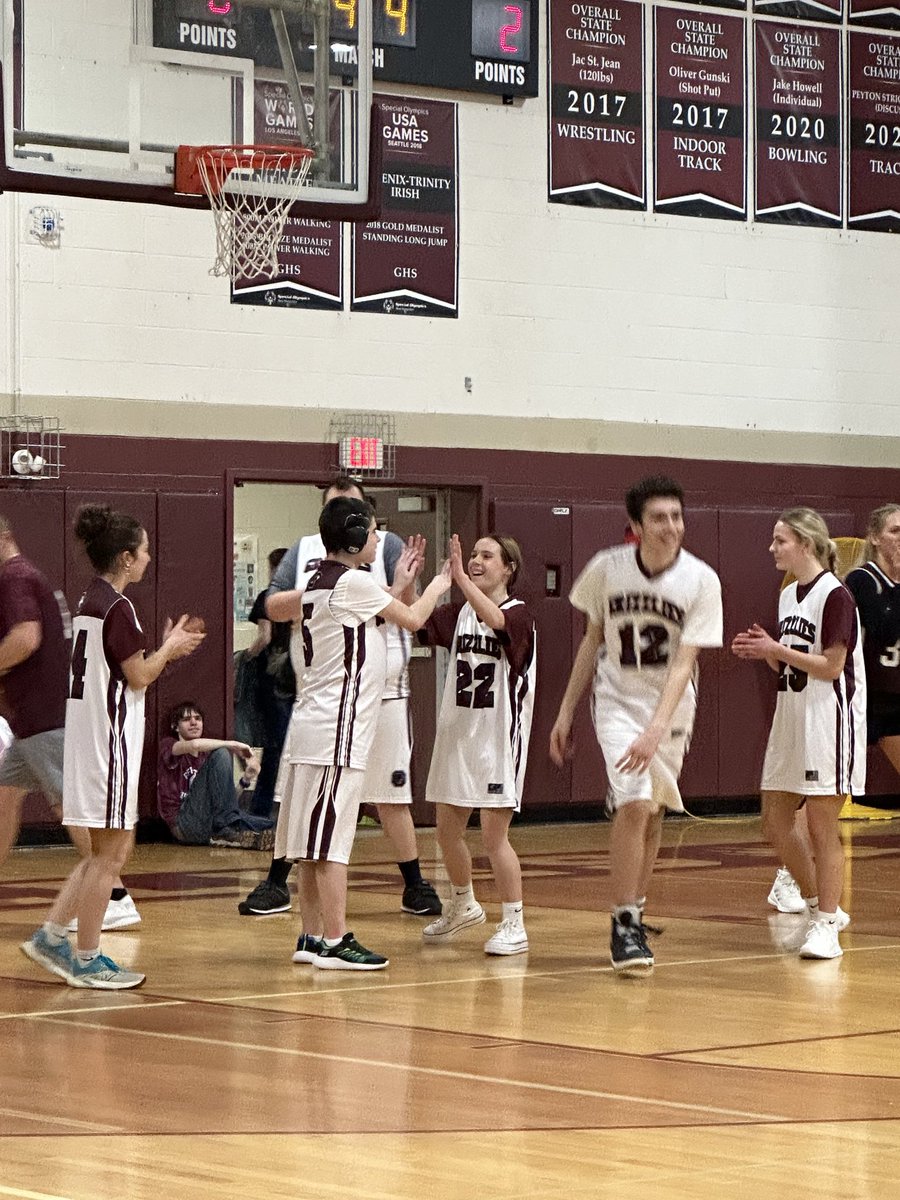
xmin=846 ymin=563 xmax=900 ymax=695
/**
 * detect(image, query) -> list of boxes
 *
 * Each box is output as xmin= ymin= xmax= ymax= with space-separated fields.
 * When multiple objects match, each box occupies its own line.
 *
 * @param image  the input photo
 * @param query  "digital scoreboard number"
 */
xmin=153 ymin=0 xmax=538 ymax=98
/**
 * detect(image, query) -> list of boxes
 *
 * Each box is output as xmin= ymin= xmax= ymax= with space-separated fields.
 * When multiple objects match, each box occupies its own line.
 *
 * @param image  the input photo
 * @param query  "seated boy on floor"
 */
xmin=157 ymin=701 xmax=274 ymax=849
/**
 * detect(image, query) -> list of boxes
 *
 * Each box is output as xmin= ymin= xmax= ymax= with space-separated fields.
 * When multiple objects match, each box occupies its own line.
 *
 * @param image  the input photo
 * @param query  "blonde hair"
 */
xmin=863 ymin=504 xmax=900 ymax=565
xmin=778 ymin=507 xmax=837 ymax=573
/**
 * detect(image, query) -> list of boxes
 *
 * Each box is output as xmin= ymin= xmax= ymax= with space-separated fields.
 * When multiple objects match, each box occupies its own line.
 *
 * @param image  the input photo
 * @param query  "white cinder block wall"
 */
xmin=1 ymin=0 xmax=898 ymax=456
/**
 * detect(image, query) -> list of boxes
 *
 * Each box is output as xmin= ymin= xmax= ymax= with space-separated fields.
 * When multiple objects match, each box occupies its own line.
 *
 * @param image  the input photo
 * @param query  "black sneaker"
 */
xmin=237 ymin=881 xmax=291 ymax=915
xmin=313 ymin=932 xmax=389 ymax=971
xmin=610 ymin=911 xmax=655 ymax=974
xmin=401 ymin=879 xmax=443 ymax=916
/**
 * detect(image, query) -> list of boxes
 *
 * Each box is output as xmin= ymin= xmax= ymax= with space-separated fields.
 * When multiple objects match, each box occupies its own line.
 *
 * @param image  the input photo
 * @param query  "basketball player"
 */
xmin=550 ymin=476 xmax=723 ymax=975
xmin=845 ymin=504 xmax=900 ymax=777
xmin=732 ymin=508 xmax=865 ymax=960
xmin=0 ymin=513 xmax=141 ymax=930
xmin=269 ymin=496 xmax=449 ymax=970
xmin=20 ymin=505 xmax=204 ymax=989
xmin=419 ymin=534 xmax=536 ymax=955
xmin=238 ymin=475 xmax=442 ymax=919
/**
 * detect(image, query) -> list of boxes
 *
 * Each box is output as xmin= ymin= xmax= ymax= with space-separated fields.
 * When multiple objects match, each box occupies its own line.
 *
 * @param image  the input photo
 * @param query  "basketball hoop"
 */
xmin=175 ymin=145 xmax=315 ymax=279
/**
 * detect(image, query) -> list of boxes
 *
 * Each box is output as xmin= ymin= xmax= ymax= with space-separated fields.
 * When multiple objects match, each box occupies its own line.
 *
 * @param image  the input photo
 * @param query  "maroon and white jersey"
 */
xmin=571 ymin=544 xmax=722 ymax=735
xmin=762 ymin=571 xmax=866 ymax=796
xmin=280 ymin=530 xmax=410 ymax=700
xmin=63 ymin=577 xmax=146 ymax=830
xmin=285 ymin=560 xmax=391 ymax=769
xmin=423 ymin=598 xmax=537 ymax=809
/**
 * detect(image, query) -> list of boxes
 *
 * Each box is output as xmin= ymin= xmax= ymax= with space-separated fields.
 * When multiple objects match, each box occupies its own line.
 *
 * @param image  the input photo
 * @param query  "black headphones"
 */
xmin=342 ymin=513 xmax=371 ymax=555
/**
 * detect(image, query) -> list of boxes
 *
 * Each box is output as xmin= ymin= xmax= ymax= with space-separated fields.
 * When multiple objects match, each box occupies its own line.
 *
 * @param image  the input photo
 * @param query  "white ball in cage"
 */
xmin=30 ymin=455 xmax=45 ymax=473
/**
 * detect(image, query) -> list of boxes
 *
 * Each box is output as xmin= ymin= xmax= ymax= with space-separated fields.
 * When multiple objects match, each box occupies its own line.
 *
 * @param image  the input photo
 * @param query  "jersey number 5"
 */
xmin=69 ymin=629 xmax=88 ymax=700
xmin=777 ymin=644 xmax=809 ymax=693
xmin=299 ymin=603 xmax=314 ymax=668
xmin=456 ymin=661 xmax=496 ymax=708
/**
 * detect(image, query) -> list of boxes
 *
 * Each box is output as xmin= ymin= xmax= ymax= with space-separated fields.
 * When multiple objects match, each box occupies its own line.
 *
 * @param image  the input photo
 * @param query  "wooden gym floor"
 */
xmin=2 ymin=815 xmax=900 ymax=1199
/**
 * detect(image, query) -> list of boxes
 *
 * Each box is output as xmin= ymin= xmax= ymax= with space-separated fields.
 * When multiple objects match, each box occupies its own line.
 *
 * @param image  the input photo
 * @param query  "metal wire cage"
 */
xmin=327 ymin=413 xmax=397 ymax=481
xmin=0 ymin=416 xmax=63 ymax=480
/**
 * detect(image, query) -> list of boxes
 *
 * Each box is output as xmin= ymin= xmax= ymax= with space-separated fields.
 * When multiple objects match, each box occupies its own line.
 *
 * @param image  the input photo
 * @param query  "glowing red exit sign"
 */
xmin=339 ymin=436 xmax=384 ymax=470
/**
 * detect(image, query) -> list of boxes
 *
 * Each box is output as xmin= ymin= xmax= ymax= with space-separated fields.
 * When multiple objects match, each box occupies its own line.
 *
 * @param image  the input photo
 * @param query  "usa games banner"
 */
xmin=848 ymin=31 xmax=900 ymax=230
xmin=754 ymin=22 xmax=842 ymax=226
xmin=351 ymin=97 xmax=458 ymax=318
xmin=548 ymin=0 xmax=646 ymax=209
xmin=231 ymin=81 xmax=343 ymax=311
xmin=654 ymin=8 xmax=746 ymax=218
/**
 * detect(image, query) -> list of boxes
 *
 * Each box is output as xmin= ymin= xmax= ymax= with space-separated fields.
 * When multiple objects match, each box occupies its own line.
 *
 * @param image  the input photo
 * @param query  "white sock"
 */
xmin=613 ymin=904 xmax=642 ymax=925
xmin=452 ymin=884 xmax=475 ymax=907
xmin=43 ymin=922 xmax=68 ymax=945
xmin=323 ymin=935 xmax=344 ymax=948
xmin=76 ymin=948 xmax=100 ymax=964
xmin=502 ymin=902 xmax=524 ymax=925
xmin=803 ymin=895 xmax=819 ymax=916
xmin=818 ymin=910 xmax=838 ymax=924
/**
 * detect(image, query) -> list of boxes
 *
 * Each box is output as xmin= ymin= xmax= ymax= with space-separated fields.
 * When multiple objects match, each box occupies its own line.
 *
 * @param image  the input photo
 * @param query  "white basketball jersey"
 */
xmin=287 ymin=561 xmax=391 ymax=769
xmin=762 ymin=572 xmax=867 ymax=796
xmin=571 ymin=544 xmax=723 ymax=730
xmin=426 ymin=599 xmax=537 ymax=809
xmin=289 ymin=531 xmax=410 ymax=699
xmin=63 ymin=578 xmax=146 ymax=830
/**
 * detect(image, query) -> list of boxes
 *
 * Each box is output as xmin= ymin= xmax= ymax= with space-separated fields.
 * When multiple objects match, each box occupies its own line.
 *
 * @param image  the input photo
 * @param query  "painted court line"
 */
xmin=0 ymin=1106 xmax=123 ymax=1134
xmin=31 ymin=1015 xmax=787 ymax=1123
xmin=0 ymin=1186 xmax=76 ymax=1200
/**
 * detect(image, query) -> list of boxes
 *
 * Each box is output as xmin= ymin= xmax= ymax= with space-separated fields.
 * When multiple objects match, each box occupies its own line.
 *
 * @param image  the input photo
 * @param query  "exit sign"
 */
xmin=339 ymin=436 xmax=384 ymax=470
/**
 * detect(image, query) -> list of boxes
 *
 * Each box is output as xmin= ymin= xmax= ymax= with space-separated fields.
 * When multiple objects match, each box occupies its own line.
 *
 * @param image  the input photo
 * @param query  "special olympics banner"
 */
xmin=351 ymin=96 xmax=458 ymax=318
xmin=848 ymin=32 xmax=900 ymax=231
xmin=548 ymin=0 xmax=645 ymax=209
xmin=654 ymin=8 xmax=746 ymax=219
xmin=754 ymin=22 xmax=842 ymax=226
xmin=231 ymin=80 xmax=342 ymax=310
xmin=850 ymin=0 xmax=900 ymax=28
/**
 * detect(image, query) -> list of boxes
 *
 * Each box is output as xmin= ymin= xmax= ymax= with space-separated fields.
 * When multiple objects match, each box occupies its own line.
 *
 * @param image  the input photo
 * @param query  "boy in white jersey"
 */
xmin=550 ymin=477 xmax=723 ymax=975
xmin=267 ymin=496 xmax=449 ymax=970
xmin=238 ymin=477 xmax=442 ymax=920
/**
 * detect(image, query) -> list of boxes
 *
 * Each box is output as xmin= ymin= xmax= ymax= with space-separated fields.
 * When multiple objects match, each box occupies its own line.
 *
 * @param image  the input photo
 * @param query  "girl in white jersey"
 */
xmin=421 ymin=534 xmax=537 ymax=956
xmin=20 ymin=505 xmax=203 ymax=990
xmin=732 ymin=507 xmax=866 ymax=961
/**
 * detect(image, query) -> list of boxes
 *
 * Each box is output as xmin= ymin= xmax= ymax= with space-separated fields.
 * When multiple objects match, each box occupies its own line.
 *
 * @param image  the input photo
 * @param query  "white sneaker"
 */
xmin=423 ymin=901 xmax=485 ymax=943
xmin=799 ymin=917 xmax=843 ymax=959
xmin=68 ymin=894 xmax=142 ymax=934
xmin=767 ymin=868 xmax=805 ymax=914
xmin=484 ymin=919 xmax=528 ymax=956
xmin=805 ymin=904 xmax=850 ymax=931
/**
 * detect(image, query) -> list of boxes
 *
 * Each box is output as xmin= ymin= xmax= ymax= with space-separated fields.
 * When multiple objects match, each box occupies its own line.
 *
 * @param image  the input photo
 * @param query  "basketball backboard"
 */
xmin=0 ymin=0 xmax=377 ymax=217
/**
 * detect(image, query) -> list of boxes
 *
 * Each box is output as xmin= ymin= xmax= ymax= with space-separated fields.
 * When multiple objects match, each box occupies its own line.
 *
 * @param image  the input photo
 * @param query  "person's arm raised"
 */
xmin=381 ymin=560 xmax=451 ymax=632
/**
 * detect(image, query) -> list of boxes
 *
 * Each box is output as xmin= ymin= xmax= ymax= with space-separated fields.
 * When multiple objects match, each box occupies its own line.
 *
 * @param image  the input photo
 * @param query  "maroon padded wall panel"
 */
xmin=491 ymin=499 xmax=575 ymax=811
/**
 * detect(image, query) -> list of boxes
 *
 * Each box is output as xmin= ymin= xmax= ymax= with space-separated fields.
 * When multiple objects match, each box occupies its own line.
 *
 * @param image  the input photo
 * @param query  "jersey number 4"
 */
xmin=456 ymin=661 xmax=496 ymax=708
xmin=69 ymin=629 xmax=88 ymax=700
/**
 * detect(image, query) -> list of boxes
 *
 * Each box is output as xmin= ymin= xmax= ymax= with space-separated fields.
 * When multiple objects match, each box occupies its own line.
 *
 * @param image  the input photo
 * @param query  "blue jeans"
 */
xmin=173 ymin=748 xmax=249 ymax=844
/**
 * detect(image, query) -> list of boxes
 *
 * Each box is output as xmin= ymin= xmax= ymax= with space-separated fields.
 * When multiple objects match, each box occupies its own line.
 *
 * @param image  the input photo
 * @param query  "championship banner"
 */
xmin=548 ymin=0 xmax=646 ymax=209
xmin=231 ymin=80 xmax=343 ymax=311
xmin=754 ymin=22 xmax=842 ymax=226
xmin=850 ymin=0 xmax=900 ymax=27
xmin=848 ymin=32 xmax=900 ymax=231
xmin=654 ymin=8 xmax=746 ymax=219
xmin=754 ymin=0 xmax=842 ymax=26
xmin=351 ymin=96 xmax=458 ymax=317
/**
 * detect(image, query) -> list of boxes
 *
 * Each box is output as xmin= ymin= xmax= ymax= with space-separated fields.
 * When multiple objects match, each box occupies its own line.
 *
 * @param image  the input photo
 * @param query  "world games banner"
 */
xmin=848 ymin=31 xmax=900 ymax=230
xmin=231 ymin=80 xmax=343 ymax=311
xmin=548 ymin=0 xmax=646 ymax=209
xmin=754 ymin=22 xmax=842 ymax=226
xmin=351 ymin=96 xmax=458 ymax=318
xmin=654 ymin=8 xmax=746 ymax=219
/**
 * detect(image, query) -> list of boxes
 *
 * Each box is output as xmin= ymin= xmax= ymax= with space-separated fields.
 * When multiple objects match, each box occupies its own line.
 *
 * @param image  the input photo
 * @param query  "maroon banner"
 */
xmin=654 ymin=8 xmax=746 ymax=218
xmin=754 ymin=0 xmax=842 ymax=26
xmin=754 ymin=22 xmax=842 ymax=226
xmin=231 ymin=80 xmax=342 ymax=310
xmin=548 ymin=0 xmax=646 ymax=210
xmin=848 ymin=32 xmax=900 ymax=230
xmin=351 ymin=97 xmax=458 ymax=317
xmin=850 ymin=0 xmax=900 ymax=29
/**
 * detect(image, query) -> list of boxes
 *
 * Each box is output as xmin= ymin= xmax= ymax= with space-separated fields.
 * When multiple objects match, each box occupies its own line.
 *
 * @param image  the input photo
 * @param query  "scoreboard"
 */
xmin=152 ymin=0 xmax=539 ymax=98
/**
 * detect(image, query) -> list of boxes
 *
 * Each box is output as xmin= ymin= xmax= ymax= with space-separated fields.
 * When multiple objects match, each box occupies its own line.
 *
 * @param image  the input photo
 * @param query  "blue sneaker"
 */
xmin=20 ymin=928 xmax=75 ymax=982
xmin=69 ymin=953 xmax=145 ymax=990
xmin=292 ymin=933 xmax=325 ymax=963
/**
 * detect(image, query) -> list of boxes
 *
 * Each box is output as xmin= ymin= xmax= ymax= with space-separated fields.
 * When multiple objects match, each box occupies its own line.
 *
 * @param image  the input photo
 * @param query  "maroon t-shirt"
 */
xmin=157 ymin=734 xmax=208 ymax=828
xmin=0 ymin=555 xmax=69 ymax=738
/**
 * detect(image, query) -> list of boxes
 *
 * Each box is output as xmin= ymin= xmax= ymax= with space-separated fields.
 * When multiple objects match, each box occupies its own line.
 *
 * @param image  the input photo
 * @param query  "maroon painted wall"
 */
xmin=2 ymin=432 xmax=897 ymax=833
